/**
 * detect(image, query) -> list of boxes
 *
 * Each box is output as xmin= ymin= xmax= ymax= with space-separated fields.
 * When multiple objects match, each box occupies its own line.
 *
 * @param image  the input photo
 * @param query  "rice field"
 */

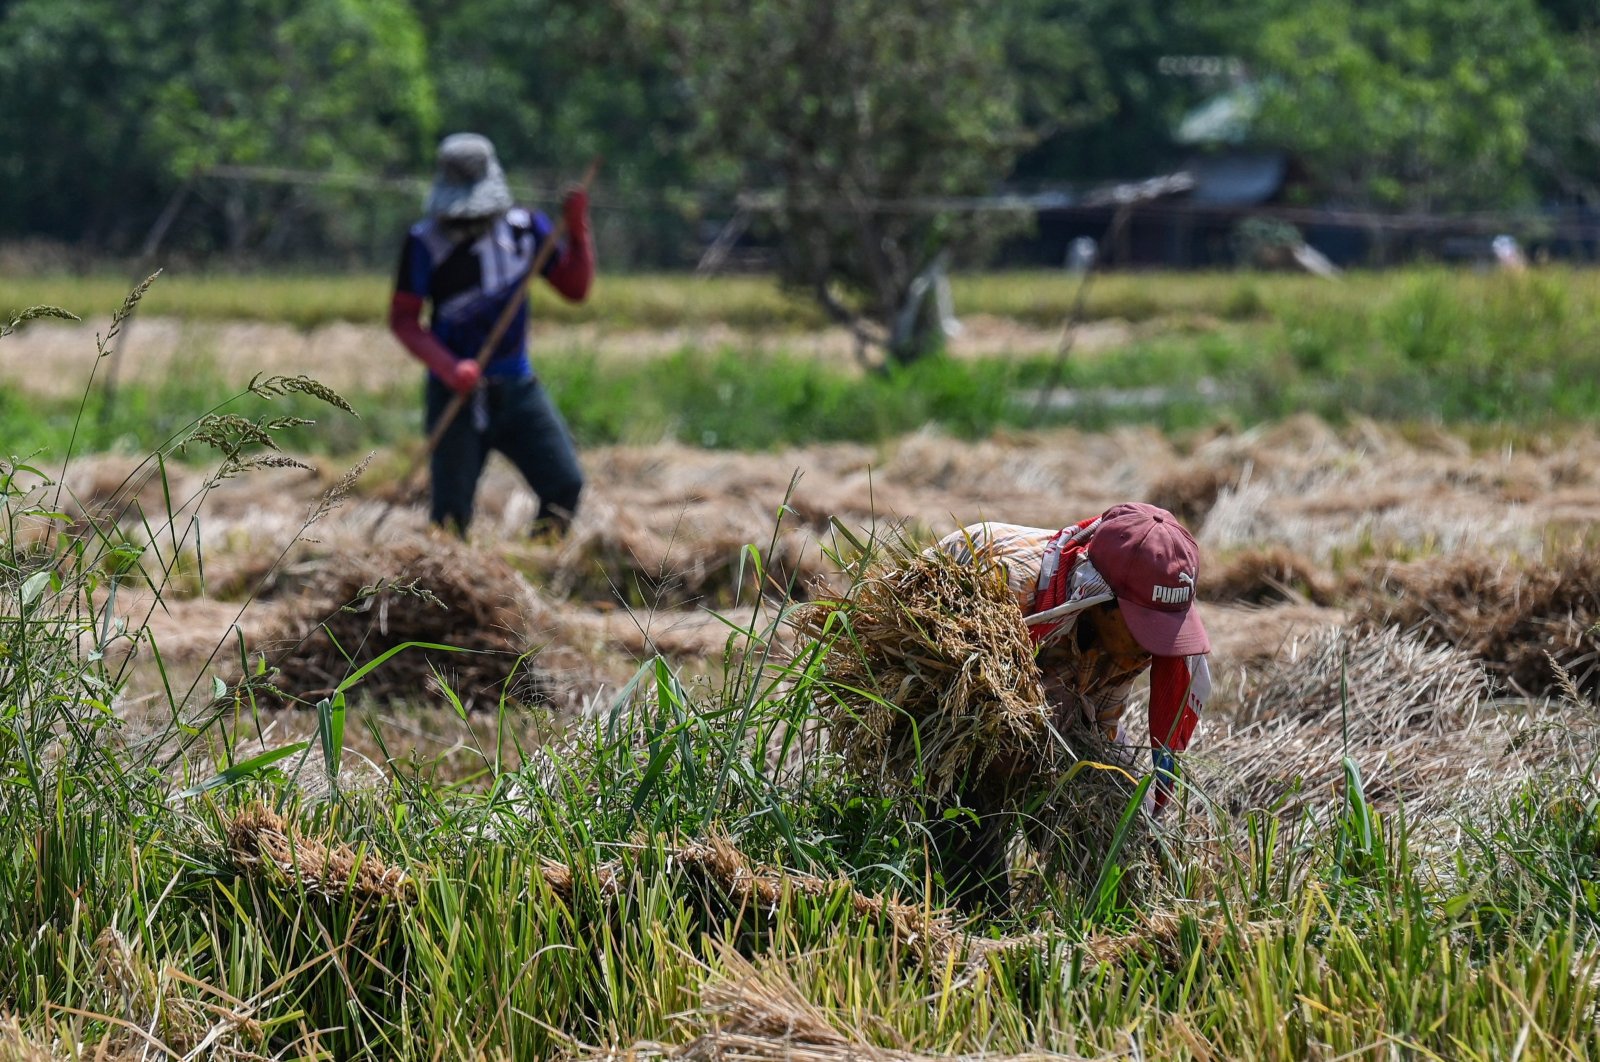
xmin=9 ymin=265 xmax=1600 ymax=333
xmin=2 ymin=274 xmax=1599 ymax=1059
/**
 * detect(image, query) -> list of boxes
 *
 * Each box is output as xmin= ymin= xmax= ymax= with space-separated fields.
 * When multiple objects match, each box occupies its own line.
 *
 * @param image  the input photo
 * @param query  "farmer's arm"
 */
xmin=542 ymin=188 xmax=594 ymax=302
xmin=1147 ymin=653 xmax=1211 ymax=805
xmin=388 ymin=232 xmax=479 ymax=392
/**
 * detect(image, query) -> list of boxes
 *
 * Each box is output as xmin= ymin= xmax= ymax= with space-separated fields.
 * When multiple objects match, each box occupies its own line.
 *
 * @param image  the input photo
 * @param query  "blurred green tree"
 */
xmin=0 ymin=0 xmax=435 ymax=257
xmin=1012 ymin=0 xmax=1225 ymax=185
xmin=1228 ymin=0 xmax=1571 ymax=211
xmin=640 ymin=0 xmax=1104 ymax=365
xmin=1525 ymin=17 xmax=1600 ymax=207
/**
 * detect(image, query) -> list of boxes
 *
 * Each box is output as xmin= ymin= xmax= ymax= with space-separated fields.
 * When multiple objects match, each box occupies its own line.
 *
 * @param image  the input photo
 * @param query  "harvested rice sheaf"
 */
xmin=541 ymin=835 xmax=1042 ymax=977
xmin=600 ymin=950 xmax=1104 ymax=1061
xmin=1203 ymin=625 xmax=1505 ymax=815
xmin=0 ymin=1016 xmax=53 ymax=1062
xmin=788 ymin=542 xmax=1051 ymax=802
xmin=1360 ymin=544 xmax=1600 ymax=697
xmin=788 ymin=542 xmax=1165 ymax=897
xmin=1201 ymin=545 xmax=1336 ymax=606
xmin=258 ymin=534 xmax=543 ymax=707
xmin=226 ymin=803 xmax=413 ymax=902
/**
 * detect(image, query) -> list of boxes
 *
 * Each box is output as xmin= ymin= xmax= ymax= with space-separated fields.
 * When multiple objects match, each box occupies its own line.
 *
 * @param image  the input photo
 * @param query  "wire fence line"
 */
xmin=205 ymin=162 xmax=1600 ymax=239
xmin=71 ymin=161 xmax=1598 ymax=275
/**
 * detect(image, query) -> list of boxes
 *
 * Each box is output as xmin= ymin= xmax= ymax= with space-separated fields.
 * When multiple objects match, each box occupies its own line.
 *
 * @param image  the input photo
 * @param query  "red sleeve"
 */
xmin=544 ymin=196 xmax=594 ymax=302
xmin=1148 ymin=654 xmax=1201 ymax=753
xmin=388 ymin=291 xmax=459 ymax=379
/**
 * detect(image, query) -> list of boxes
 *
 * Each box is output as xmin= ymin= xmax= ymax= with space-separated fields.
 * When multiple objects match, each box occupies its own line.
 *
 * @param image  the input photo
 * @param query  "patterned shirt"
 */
xmin=937 ymin=521 xmax=1211 ymax=765
xmin=394 ymin=208 xmax=560 ymax=379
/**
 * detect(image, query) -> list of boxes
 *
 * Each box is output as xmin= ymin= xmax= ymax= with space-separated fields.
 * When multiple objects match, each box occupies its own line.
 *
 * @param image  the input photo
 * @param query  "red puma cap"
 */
xmin=1086 ymin=502 xmax=1210 ymax=657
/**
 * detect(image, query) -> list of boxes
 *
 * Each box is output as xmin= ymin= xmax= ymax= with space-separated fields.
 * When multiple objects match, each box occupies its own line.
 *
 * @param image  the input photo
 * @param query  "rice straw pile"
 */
xmin=1200 ymin=545 xmax=1336 ymax=606
xmin=538 ymin=835 xmax=1044 ymax=975
xmin=1199 ymin=624 xmax=1538 ymax=816
xmin=0 ymin=1016 xmax=51 ymax=1062
xmin=541 ymin=498 xmax=833 ymax=610
xmin=258 ymin=534 xmax=541 ymax=708
xmin=597 ymin=951 xmax=1111 ymax=1061
xmin=787 ymin=542 xmax=1051 ymax=803
xmin=1359 ymin=545 xmax=1600 ymax=697
xmin=0 ymin=928 xmax=269 ymax=1061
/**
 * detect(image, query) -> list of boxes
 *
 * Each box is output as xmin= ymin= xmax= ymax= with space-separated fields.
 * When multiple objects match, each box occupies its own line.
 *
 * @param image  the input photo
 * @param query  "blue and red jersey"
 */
xmin=394 ymin=208 xmax=563 ymax=379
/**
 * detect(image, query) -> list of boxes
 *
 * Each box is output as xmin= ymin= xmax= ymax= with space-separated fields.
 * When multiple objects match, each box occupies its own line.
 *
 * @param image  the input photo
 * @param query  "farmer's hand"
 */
xmin=446 ymin=359 xmax=481 ymax=395
xmin=562 ymin=185 xmax=590 ymax=236
xmin=1149 ymin=748 xmax=1179 ymax=815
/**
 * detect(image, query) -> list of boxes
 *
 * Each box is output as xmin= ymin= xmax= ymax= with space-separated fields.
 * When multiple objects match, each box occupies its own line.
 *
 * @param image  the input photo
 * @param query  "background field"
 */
xmin=3 ymin=269 xmax=1599 ymax=1060
xmin=6 ymin=268 xmax=1600 ymax=459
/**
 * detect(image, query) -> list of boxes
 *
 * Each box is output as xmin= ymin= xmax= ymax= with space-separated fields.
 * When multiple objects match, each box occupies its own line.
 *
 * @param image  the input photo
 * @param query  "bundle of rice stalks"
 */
xmin=0 ymin=1016 xmax=53 ymax=1062
xmin=74 ymin=928 xmax=265 ymax=1061
xmin=225 ymin=803 xmax=413 ymax=903
xmin=598 ymin=950 xmax=1106 ymax=1061
xmin=1200 ymin=545 xmax=1336 ymax=606
xmin=539 ymin=835 xmax=1043 ymax=974
xmin=1145 ymin=458 xmax=1246 ymax=528
xmin=788 ymin=542 xmax=1051 ymax=803
xmin=537 ymin=497 xmax=835 ymax=610
xmin=1017 ymin=716 xmax=1158 ymax=902
xmin=1358 ymin=545 xmax=1600 ymax=697
xmin=257 ymin=533 xmax=543 ymax=708
xmin=1201 ymin=625 xmax=1505 ymax=815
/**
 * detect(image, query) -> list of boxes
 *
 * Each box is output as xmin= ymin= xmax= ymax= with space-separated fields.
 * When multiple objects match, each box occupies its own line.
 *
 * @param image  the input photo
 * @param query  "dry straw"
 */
xmin=596 ymin=950 xmax=1113 ymax=1061
xmin=788 ymin=541 xmax=1051 ymax=803
xmin=1359 ymin=544 xmax=1600 ymax=698
xmin=1200 ymin=545 xmax=1336 ymax=606
xmin=258 ymin=533 xmax=540 ymax=707
xmin=226 ymin=803 xmax=414 ymax=902
xmin=0 ymin=1017 xmax=53 ymax=1062
xmin=0 ymin=929 xmax=268 ymax=1061
xmin=539 ymin=835 xmax=1043 ymax=975
xmin=1198 ymin=624 xmax=1543 ymax=816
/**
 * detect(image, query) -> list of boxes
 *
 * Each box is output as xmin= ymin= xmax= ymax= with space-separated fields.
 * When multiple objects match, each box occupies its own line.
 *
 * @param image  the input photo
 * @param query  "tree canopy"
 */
xmin=1 ymin=0 xmax=1595 ymax=282
xmin=1231 ymin=0 xmax=1581 ymax=211
xmin=639 ymin=0 xmax=1110 ymax=361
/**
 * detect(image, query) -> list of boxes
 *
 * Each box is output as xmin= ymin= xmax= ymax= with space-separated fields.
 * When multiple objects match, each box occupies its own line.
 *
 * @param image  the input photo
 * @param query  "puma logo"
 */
xmin=1152 ymin=570 xmax=1195 ymax=604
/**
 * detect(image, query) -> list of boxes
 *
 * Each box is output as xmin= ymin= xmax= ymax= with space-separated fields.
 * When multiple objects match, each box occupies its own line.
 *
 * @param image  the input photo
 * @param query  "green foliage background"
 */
xmin=1 ymin=0 xmax=1595 ymax=268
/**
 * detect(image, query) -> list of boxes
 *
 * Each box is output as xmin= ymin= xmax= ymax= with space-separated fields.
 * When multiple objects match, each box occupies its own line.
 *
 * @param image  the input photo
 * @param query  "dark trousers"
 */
xmin=425 ymin=374 xmax=584 ymax=536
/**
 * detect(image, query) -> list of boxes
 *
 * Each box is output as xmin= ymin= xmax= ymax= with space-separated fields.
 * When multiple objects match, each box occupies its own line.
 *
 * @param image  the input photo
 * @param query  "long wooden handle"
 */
xmin=411 ymin=157 xmax=601 ymax=476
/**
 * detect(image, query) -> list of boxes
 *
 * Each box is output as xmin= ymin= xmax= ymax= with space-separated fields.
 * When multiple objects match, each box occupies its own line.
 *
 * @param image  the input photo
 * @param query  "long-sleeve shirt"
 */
xmin=389 ymin=206 xmax=594 ymax=382
xmin=937 ymin=521 xmax=1211 ymax=775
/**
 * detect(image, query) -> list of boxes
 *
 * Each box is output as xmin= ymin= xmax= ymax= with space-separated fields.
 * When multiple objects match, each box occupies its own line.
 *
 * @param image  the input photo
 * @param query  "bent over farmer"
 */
xmin=931 ymin=502 xmax=1212 ymax=912
xmin=389 ymin=132 xmax=594 ymax=537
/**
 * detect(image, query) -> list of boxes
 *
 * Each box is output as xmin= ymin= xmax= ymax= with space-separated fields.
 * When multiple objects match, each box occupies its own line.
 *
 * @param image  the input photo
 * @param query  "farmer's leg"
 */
xmin=425 ymin=376 xmax=489 ymax=535
xmin=487 ymin=376 xmax=585 ymax=536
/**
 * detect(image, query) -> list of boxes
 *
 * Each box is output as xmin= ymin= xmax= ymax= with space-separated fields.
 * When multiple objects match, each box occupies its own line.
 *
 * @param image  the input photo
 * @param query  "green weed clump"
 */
xmin=3 ymin=281 xmax=1600 ymax=1060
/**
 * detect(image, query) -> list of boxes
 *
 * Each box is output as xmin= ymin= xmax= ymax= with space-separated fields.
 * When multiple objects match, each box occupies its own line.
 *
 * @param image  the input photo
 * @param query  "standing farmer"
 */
xmin=389 ymin=132 xmax=594 ymax=537
xmin=932 ymin=502 xmax=1213 ymax=911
